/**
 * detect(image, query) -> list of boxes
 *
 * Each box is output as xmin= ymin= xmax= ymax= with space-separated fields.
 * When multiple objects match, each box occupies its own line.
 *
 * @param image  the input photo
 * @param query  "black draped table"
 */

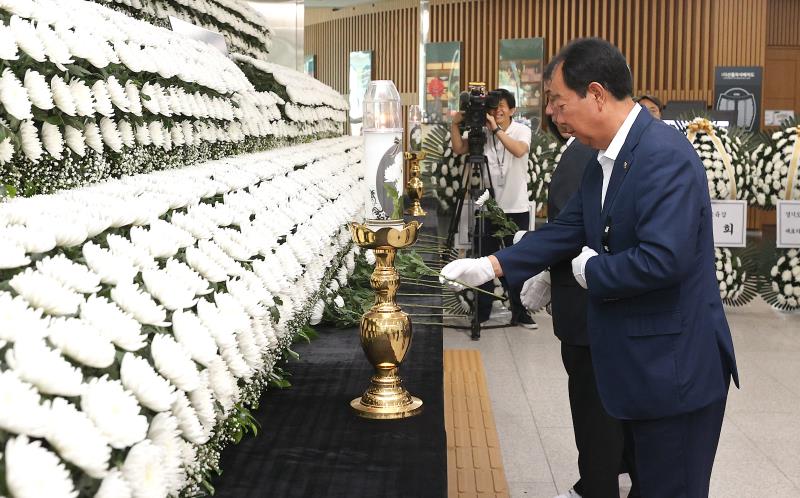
xmin=213 ymin=200 xmax=446 ymax=498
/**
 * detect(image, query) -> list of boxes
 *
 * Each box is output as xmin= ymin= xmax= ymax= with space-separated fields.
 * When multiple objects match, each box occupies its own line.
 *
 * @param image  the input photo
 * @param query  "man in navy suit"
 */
xmin=441 ymin=38 xmax=738 ymax=497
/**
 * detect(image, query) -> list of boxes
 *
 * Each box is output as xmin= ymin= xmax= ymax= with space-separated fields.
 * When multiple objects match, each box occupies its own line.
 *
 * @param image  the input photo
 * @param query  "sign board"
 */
xmin=424 ymin=41 xmax=461 ymax=124
xmin=714 ymin=66 xmax=762 ymax=132
xmin=348 ymin=50 xmax=373 ymax=136
xmin=777 ymin=200 xmax=800 ymax=248
xmin=710 ymin=200 xmax=747 ymax=247
xmin=169 ymin=16 xmax=227 ymax=56
xmin=765 ymin=110 xmax=795 ymax=127
xmin=498 ymin=38 xmax=544 ymax=131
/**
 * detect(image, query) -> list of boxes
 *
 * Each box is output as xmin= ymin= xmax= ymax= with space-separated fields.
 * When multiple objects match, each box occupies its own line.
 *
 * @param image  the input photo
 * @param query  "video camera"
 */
xmin=459 ymin=83 xmax=502 ymax=155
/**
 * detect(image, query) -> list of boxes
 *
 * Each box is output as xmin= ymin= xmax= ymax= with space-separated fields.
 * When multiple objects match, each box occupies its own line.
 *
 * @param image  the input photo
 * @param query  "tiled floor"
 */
xmin=443 ymin=298 xmax=800 ymax=498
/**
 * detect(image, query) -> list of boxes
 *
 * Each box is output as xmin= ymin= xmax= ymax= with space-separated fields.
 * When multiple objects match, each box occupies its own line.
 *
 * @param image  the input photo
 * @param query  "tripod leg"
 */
xmin=471 ymin=295 xmax=481 ymax=340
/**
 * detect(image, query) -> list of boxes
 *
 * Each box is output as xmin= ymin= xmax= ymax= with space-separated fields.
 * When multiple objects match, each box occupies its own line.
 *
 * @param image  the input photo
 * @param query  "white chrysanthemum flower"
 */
xmin=120 ymin=353 xmax=177 ymax=412
xmin=81 ymin=376 xmax=148 ymax=449
xmin=50 ymin=75 xmax=77 ymax=116
xmin=84 ymin=121 xmax=104 ymax=153
xmin=171 ymin=391 xmax=208 ymax=444
xmin=185 ymin=246 xmax=228 ymax=283
xmin=9 ymin=268 xmax=83 ymax=316
xmin=80 ymin=295 xmax=146 ymax=351
xmin=105 ymin=75 xmax=129 ymax=112
xmin=122 ymin=440 xmax=168 ymax=498
xmin=141 ymin=268 xmax=197 ymax=311
xmin=4 ymin=337 xmax=82 ymax=396
xmin=0 ymin=239 xmax=31 ymax=269
xmin=129 ymin=223 xmax=184 ymax=259
xmin=0 ymin=23 xmax=19 ymax=60
xmin=149 ymin=120 xmax=165 ymax=147
xmin=41 ymin=122 xmax=63 ymax=159
xmin=18 ymin=119 xmax=42 ymax=162
xmin=92 ymin=80 xmax=114 ymax=117
xmin=63 ymin=125 xmax=85 ymax=156
xmin=134 ymin=122 xmax=151 ymax=146
xmin=4 ymin=435 xmax=78 ymax=498
xmin=45 ymin=397 xmax=111 ymax=478
xmin=207 ymin=356 xmax=238 ymax=413
xmin=165 ymin=258 xmax=212 ymax=296
xmin=171 ymin=310 xmax=218 ymax=367
xmin=0 ymin=68 xmax=32 ymax=120
xmin=36 ymin=253 xmax=101 ymax=293
xmin=147 ymin=413 xmax=187 ymax=495
xmin=82 ymin=241 xmax=138 ymax=286
xmin=107 ymin=234 xmax=157 ymax=270
xmin=69 ymin=78 xmax=95 ymax=116
xmin=0 ymin=369 xmax=49 ymax=437
xmin=111 ymin=282 xmax=169 ymax=326
xmin=310 ymin=299 xmax=325 ymax=325
xmin=36 ymin=22 xmax=72 ymax=65
xmin=118 ymin=119 xmax=135 ymax=147
xmin=0 ymin=291 xmax=48 ymax=342
xmin=94 ymin=469 xmax=132 ymax=498
xmin=99 ymin=117 xmax=123 ymax=152
xmin=124 ymin=81 xmax=143 ymax=116
xmin=0 ymin=135 xmax=13 ymax=163
xmin=151 ymin=333 xmax=201 ymax=392
xmin=191 ymin=369 xmax=218 ymax=426
xmin=23 ymin=68 xmax=53 ymax=109
xmin=9 ymin=16 xmax=44 ymax=62
xmin=47 ymin=317 xmax=115 ymax=368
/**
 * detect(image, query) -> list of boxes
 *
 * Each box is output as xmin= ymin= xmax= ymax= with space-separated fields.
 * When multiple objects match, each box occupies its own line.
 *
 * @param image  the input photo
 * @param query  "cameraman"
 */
xmin=450 ymin=88 xmax=536 ymax=328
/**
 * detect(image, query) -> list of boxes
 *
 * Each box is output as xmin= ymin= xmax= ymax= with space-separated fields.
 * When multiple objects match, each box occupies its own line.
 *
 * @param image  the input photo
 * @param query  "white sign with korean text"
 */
xmin=711 ymin=200 xmax=747 ymax=247
xmin=777 ymin=200 xmax=800 ymax=248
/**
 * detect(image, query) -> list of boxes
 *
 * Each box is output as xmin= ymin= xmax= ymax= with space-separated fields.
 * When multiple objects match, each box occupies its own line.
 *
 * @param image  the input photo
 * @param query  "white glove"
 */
xmin=521 ymin=271 xmax=551 ymax=311
xmin=512 ymin=230 xmax=527 ymax=245
xmin=571 ymin=246 xmax=598 ymax=289
xmin=440 ymin=257 xmax=495 ymax=291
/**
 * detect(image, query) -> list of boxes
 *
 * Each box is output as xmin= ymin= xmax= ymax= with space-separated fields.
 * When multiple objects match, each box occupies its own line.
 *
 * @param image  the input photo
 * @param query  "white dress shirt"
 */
xmin=575 ymin=103 xmax=642 ymax=289
xmin=597 ymin=104 xmax=641 ymax=207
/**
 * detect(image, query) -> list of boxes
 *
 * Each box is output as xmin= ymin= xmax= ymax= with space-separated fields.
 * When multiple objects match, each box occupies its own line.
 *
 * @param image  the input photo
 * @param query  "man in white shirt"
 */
xmin=450 ymin=88 xmax=537 ymax=329
xmin=441 ymin=38 xmax=737 ymax=498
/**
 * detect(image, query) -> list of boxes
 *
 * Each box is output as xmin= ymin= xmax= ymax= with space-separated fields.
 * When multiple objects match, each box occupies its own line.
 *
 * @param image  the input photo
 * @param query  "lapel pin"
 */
xmin=623 ymin=161 xmax=629 ymax=171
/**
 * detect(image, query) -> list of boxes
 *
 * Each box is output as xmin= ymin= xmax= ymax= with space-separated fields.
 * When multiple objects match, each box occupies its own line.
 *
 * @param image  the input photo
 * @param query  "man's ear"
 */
xmin=587 ymin=82 xmax=605 ymax=108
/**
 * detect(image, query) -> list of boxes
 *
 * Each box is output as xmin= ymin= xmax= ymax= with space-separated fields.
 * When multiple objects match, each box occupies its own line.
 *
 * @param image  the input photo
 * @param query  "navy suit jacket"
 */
xmin=496 ymin=109 xmax=739 ymax=420
xmin=547 ymin=140 xmax=595 ymax=346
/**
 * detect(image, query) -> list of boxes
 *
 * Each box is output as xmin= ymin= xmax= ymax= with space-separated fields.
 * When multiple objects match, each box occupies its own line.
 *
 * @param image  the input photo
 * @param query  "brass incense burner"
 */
xmin=347 ymin=219 xmax=423 ymax=419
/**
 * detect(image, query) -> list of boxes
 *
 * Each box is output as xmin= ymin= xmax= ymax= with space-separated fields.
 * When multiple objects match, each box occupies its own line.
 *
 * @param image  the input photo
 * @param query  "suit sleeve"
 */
xmin=494 ymin=186 xmax=586 ymax=293
xmin=584 ymin=150 xmax=702 ymax=299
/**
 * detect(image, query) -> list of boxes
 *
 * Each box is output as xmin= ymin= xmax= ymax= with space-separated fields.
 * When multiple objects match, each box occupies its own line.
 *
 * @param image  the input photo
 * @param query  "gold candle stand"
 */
xmin=404 ymin=151 xmax=427 ymax=217
xmin=347 ymin=219 xmax=423 ymax=419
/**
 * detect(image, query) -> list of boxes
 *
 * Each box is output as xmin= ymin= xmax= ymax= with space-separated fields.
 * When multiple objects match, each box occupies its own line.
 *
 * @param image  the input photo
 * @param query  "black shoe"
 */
xmin=517 ymin=312 xmax=538 ymax=329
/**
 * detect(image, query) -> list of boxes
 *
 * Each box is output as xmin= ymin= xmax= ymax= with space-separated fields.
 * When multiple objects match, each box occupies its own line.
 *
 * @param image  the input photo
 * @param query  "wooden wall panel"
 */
xmin=306 ymin=0 xmax=768 ymax=107
xmin=767 ymin=0 xmax=800 ymax=46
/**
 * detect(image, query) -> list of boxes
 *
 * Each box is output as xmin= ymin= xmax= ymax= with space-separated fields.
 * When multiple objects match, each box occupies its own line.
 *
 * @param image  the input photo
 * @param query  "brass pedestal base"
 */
xmin=404 ymin=198 xmax=427 ymax=217
xmin=351 ymin=367 xmax=423 ymax=419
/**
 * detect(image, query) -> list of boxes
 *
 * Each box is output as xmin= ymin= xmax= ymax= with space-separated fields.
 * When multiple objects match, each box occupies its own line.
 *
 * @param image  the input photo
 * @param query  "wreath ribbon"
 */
xmin=786 ymin=126 xmax=800 ymax=200
xmin=687 ymin=119 xmax=737 ymax=200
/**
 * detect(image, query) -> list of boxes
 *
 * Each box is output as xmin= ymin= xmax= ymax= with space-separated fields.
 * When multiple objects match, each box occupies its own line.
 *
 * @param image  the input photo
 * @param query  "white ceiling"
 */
xmin=248 ymin=0 xmax=385 ymax=6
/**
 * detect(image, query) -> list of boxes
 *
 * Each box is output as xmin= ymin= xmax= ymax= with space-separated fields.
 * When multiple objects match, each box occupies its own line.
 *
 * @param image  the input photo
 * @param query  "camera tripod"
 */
xmin=445 ymin=148 xmax=512 ymax=340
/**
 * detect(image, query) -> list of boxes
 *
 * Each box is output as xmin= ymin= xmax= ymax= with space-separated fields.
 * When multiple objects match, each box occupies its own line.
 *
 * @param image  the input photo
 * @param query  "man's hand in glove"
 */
xmin=440 ymin=257 xmax=496 ymax=291
xmin=571 ymin=246 xmax=598 ymax=289
xmin=521 ymin=271 xmax=551 ymax=311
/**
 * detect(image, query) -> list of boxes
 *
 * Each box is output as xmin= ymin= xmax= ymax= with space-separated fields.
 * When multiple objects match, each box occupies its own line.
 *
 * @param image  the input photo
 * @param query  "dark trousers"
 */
xmin=562 ymin=344 xmax=640 ymax=498
xmin=622 ymin=392 xmax=727 ymax=498
xmin=475 ymin=211 xmax=529 ymax=323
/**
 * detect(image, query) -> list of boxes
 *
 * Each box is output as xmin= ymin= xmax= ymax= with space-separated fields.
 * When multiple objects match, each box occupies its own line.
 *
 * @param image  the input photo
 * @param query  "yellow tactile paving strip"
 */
xmin=444 ymin=349 xmax=510 ymax=498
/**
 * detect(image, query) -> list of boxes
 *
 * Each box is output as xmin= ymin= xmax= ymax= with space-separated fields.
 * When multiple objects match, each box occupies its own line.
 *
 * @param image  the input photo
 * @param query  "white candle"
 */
xmin=363 ymin=80 xmax=403 ymax=220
